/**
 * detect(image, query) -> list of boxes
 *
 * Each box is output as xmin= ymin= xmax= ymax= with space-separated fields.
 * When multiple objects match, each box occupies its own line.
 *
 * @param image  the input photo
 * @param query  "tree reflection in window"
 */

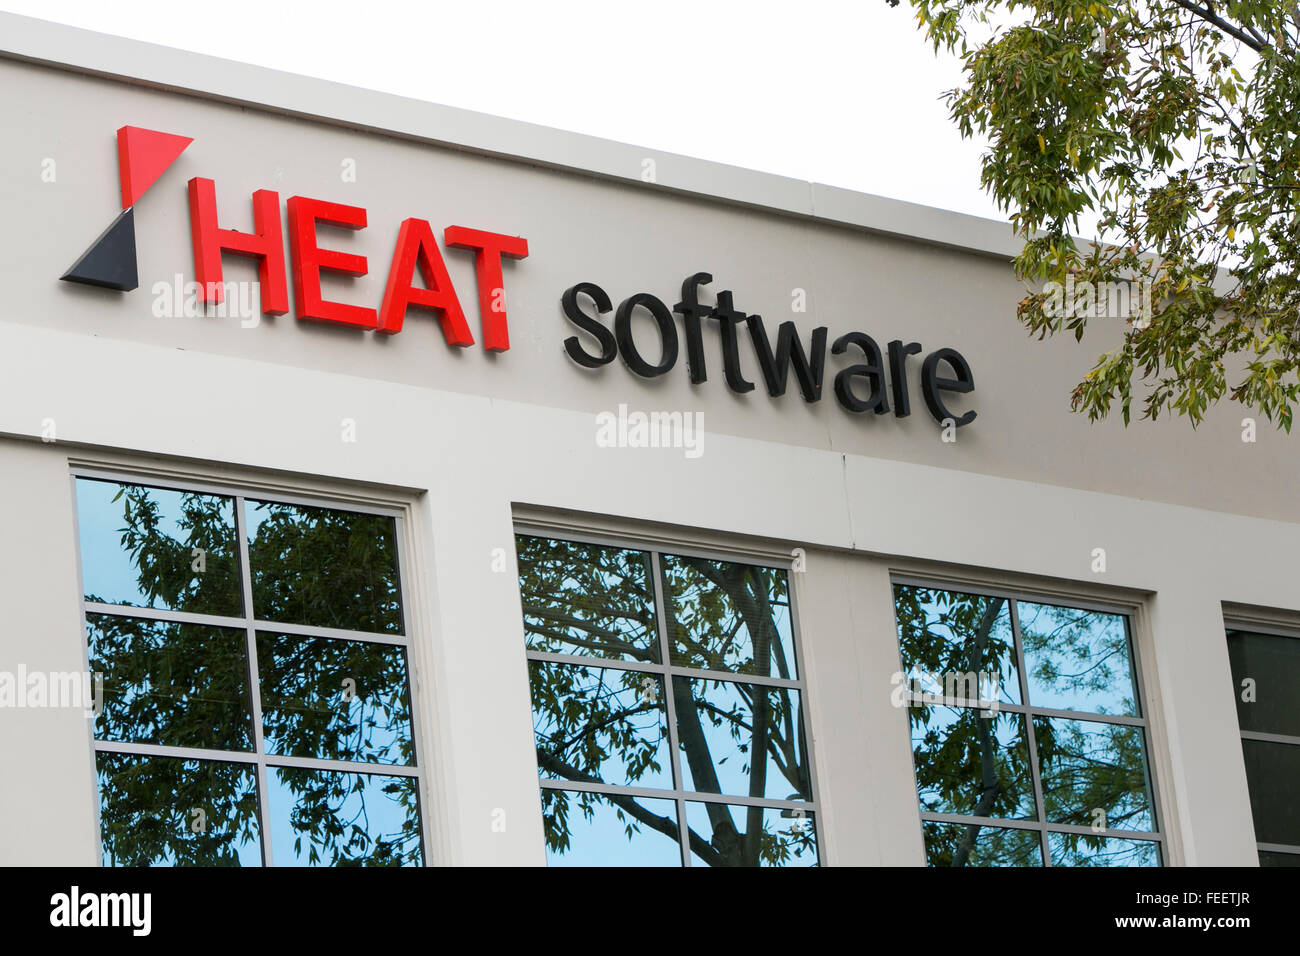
xmin=517 ymin=534 xmax=817 ymax=867
xmin=896 ymin=584 xmax=1160 ymax=867
xmin=76 ymin=478 xmax=422 ymax=867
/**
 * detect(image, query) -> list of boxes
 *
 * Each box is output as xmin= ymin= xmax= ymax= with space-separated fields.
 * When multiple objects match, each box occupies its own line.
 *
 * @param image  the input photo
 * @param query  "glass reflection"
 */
xmin=267 ymin=767 xmax=421 ymax=866
xmin=516 ymin=536 xmax=659 ymax=664
xmin=922 ymin=821 xmax=1043 ymax=866
xmin=894 ymin=586 xmax=1021 ymax=706
xmin=664 ymin=556 xmax=796 ymax=679
xmin=894 ymin=587 xmax=1160 ymax=866
xmin=530 ymin=662 xmax=670 ymax=789
xmin=257 ymin=633 xmax=413 ymax=765
xmin=1034 ymin=716 xmax=1154 ymax=831
xmin=910 ymin=705 xmax=1037 ymax=820
xmin=685 ymin=802 xmax=818 ymax=867
xmin=247 ymin=500 xmax=402 ymax=634
xmin=1048 ymin=832 xmax=1160 ymax=866
xmin=673 ymin=677 xmax=810 ymax=802
xmin=1227 ymin=630 xmax=1300 ymax=737
xmin=541 ymin=790 xmax=681 ymax=866
xmin=95 ymin=752 xmax=262 ymax=866
xmin=1018 ymin=602 xmax=1137 ymax=715
xmin=520 ymin=540 xmax=820 ymax=867
xmin=77 ymin=478 xmax=242 ymax=617
xmin=88 ymin=613 xmax=253 ymax=751
xmin=1240 ymin=739 xmax=1300 ymax=846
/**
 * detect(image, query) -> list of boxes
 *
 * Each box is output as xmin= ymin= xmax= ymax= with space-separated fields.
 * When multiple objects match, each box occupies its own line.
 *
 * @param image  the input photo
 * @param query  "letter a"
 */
xmin=378 ymin=218 xmax=473 ymax=345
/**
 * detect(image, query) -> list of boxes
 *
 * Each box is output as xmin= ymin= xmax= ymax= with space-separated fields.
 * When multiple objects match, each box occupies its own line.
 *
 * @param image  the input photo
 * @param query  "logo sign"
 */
xmin=62 ymin=126 xmax=193 ymax=291
xmin=561 ymin=275 xmax=977 ymax=427
xmin=62 ymin=125 xmax=529 ymax=352
xmin=60 ymin=127 xmax=975 ymax=427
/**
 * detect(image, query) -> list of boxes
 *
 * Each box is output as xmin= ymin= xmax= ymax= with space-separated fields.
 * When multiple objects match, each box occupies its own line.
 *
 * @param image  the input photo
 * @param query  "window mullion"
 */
xmin=1009 ymin=599 xmax=1051 ymax=866
xmin=649 ymin=550 xmax=690 ymax=867
xmin=235 ymin=495 xmax=274 ymax=868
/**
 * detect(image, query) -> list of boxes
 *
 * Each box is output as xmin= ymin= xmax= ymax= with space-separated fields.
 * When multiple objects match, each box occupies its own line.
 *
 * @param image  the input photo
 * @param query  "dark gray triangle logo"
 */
xmin=61 ymin=207 xmax=138 ymax=292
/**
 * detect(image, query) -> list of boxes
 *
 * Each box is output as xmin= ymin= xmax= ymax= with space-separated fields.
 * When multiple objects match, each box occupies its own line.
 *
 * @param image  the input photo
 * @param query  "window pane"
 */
xmin=673 ymin=677 xmax=812 ymax=801
xmin=922 ymin=821 xmax=1043 ymax=866
xmin=1034 ymin=716 xmax=1155 ymax=832
xmin=267 ymin=767 xmax=422 ymax=866
xmin=1260 ymin=850 xmax=1300 ymax=867
xmin=685 ymin=802 xmax=818 ymax=866
xmin=1018 ymin=602 xmax=1138 ymax=716
xmin=894 ymin=586 xmax=1020 ymax=706
xmin=95 ymin=752 xmax=262 ymax=867
xmin=530 ymin=661 xmax=671 ymax=788
xmin=540 ymin=789 xmax=681 ymax=866
xmin=910 ymin=705 xmax=1037 ymax=820
xmin=257 ymin=632 xmax=413 ymax=765
xmin=1048 ymin=832 xmax=1160 ymax=867
xmin=515 ymin=535 xmax=659 ymax=664
xmin=1227 ymin=630 xmax=1300 ymax=737
xmin=247 ymin=500 xmax=402 ymax=634
xmin=77 ymin=478 xmax=241 ymax=617
xmin=88 ymin=613 xmax=253 ymax=751
xmin=1241 ymin=739 xmax=1300 ymax=847
xmin=664 ymin=556 xmax=796 ymax=679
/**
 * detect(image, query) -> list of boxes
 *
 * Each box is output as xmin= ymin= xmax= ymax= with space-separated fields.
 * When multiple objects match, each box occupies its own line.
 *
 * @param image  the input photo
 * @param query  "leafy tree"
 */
xmin=889 ymin=0 xmax=1300 ymax=428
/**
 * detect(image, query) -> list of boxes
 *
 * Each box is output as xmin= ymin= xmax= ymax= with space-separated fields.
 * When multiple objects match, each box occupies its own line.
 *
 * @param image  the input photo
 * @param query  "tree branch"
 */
xmin=535 ymin=746 xmax=724 ymax=866
xmin=1171 ymin=0 xmax=1270 ymax=52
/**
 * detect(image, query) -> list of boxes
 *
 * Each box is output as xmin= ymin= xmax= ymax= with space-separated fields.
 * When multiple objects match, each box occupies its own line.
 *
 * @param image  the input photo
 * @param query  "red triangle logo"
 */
xmin=117 ymin=126 xmax=193 ymax=209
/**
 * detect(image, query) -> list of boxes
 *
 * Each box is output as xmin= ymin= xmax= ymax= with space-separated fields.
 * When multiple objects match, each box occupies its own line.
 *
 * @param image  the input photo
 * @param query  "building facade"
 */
xmin=0 ymin=13 xmax=1295 ymax=866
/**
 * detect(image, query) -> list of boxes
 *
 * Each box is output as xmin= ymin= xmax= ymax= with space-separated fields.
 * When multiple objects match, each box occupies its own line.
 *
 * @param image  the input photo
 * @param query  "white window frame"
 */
xmin=69 ymin=462 xmax=438 ymax=867
xmin=890 ymin=572 xmax=1167 ymax=866
xmin=514 ymin=522 xmax=824 ymax=866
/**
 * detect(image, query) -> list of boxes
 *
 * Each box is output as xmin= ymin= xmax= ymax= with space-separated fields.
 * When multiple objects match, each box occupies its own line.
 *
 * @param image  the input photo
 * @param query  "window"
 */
xmin=1226 ymin=625 xmax=1300 ymax=866
xmin=74 ymin=474 xmax=424 ymax=866
xmin=893 ymin=582 xmax=1161 ymax=866
xmin=515 ymin=532 xmax=818 ymax=866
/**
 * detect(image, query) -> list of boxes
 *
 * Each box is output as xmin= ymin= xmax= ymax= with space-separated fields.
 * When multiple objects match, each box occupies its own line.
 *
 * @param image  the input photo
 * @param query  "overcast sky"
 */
xmin=0 ymin=0 xmax=1006 ymax=223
